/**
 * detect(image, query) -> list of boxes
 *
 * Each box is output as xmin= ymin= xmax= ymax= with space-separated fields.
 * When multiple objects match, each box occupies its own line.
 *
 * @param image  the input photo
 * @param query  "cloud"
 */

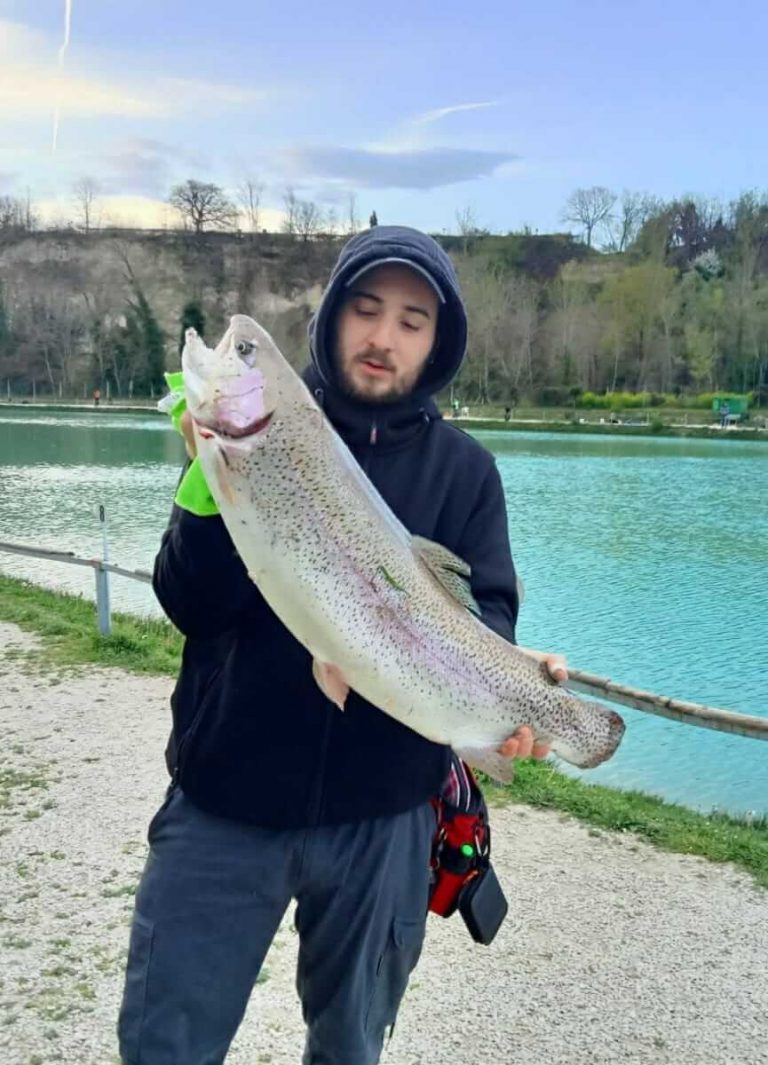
xmin=280 ymin=145 xmax=517 ymax=190
xmin=100 ymin=138 xmax=210 ymax=197
xmin=35 ymin=193 xmax=175 ymax=229
xmin=160 ymin=78 xmax=269 ymax=111
xmin=0 ymin=19 xmax=47 ymax=57
xmin=411 ymin=101 xmax=501 ymax=126
xmin=0 ymin=66 xmax=166 ymax=120
xmin=0 ymin=19 xmax=272 ymax=121
xmin=34 ymin=193 xmax=286 ymax=233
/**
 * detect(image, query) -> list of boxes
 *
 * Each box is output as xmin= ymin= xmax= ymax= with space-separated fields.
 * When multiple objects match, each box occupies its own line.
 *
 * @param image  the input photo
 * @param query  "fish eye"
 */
xmin=236 ymin=339 xmax=259 ymax=365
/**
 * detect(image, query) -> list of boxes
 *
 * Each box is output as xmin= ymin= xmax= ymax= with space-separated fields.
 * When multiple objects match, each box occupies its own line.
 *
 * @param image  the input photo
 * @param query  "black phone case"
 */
xmin=457 ymin=863 xmax=508 ymax=945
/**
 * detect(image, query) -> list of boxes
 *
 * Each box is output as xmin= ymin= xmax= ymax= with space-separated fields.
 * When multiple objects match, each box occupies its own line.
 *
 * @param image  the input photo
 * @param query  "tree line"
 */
xmin=452 ymin=191 xmax=768 ymax=404
xmin=0 ymin=186 xmax=766 ymax=405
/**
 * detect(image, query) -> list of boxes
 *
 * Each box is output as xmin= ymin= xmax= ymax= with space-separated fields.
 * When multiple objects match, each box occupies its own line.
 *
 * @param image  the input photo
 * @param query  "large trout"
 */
xmin=182 ymin=314 xmax=624 ymax=781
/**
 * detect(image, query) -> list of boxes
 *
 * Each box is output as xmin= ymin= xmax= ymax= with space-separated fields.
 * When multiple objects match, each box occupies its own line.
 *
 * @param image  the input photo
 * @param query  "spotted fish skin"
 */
xmin=182 ymin=315 xmax=625 ymax=783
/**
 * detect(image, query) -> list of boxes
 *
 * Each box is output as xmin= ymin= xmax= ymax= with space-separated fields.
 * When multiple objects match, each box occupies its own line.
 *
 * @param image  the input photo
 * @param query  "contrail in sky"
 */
xmin=51 ymin=0 xmax=73 ymax=155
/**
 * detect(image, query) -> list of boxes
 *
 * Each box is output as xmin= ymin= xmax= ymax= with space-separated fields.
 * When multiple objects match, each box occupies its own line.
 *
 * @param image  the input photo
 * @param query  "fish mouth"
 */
xmin=196 ymin=410 xmax=274 ymax=440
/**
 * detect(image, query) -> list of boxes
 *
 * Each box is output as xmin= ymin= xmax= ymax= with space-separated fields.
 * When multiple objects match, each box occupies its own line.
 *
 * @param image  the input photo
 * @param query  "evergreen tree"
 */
xmin=178 ymin=300 xmax=206 ymax=355
xmin=0 ymin=284 xmax=10 ymax=355
xmin=136 ymin=291 xmax=167 ymax=395
xmin=111 ymin=291 xmax=167 ymax=397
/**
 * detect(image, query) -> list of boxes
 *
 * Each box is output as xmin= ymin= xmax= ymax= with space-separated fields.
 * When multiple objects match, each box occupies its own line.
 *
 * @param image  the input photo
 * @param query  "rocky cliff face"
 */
xmin=0 ymin=230 xmax=342 ymax=392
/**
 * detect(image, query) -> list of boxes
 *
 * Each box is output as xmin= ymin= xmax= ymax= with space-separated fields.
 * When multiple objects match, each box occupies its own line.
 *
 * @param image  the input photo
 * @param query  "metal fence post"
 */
xmin=95 ymin=505 xmax=111 ymax=636
xmin=94 ymin=563 xmax=111 ymax=635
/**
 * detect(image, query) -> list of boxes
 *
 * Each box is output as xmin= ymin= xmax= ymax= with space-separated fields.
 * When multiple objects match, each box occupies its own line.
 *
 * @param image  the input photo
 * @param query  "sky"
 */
xmin=1 ymin=0 xmax=767 ymax=235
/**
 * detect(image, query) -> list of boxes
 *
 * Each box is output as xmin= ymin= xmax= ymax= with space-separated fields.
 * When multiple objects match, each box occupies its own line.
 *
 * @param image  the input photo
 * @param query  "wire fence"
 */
xmin=1 ymin=523 xmax=766 ymax=741
xmin=0 ymin=505 xmax=151 ymax=635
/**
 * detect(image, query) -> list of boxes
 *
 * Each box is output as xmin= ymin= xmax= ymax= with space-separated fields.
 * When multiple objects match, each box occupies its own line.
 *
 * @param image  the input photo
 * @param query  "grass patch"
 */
xmin=0 ymin=766 xmax=49 ymax=810
xmin=0 ymin=574 xmax=181 ymax=676
xmin=101 ymin=883 xmax=137 ymax=899
xmin=1 ymin=575 xmax=766 ymax=889
xmin=484 ymin=760 xmax=768 ymax=888
xmin=459 ymin=418 xmax=766 ymax=440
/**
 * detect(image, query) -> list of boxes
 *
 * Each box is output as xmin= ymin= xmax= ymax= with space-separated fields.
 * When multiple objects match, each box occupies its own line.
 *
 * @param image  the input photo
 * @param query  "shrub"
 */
xmin=536 ymin=386 xmax=572 ymax=406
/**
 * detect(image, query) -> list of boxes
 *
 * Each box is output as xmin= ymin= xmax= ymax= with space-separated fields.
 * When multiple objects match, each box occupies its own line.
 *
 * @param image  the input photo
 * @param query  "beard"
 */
xmin=335 ymin=349 xmax=429 ymax=405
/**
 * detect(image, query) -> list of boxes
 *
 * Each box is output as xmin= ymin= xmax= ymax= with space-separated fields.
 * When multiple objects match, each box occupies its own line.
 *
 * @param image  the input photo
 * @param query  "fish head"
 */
xmin=182 ymin=314 xmax=288 ymax=444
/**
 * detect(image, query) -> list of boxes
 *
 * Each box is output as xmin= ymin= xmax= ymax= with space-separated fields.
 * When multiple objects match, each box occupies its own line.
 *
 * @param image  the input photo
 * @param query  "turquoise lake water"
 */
xmin=0 ymin=408 xmax=766 ymax=816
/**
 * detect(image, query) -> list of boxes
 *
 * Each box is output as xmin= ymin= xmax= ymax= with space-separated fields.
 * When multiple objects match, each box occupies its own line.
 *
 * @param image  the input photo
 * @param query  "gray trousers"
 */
xmin=118 ymin=787 xmax=436 ymax=1064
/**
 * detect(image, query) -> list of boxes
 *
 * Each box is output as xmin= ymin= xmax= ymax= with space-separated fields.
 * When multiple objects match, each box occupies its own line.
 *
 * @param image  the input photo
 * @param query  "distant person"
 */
xmin=93 ymin=387 xmax=101 ymax=407
xmin=504 ymin=406 xmax=512 ymax=423
xmin=719 ymin=401 xmax=730 ymax=428
xmin=451 ymin=396 xmax=460 ymax=419
xmin=369 ymin=210 xmax=379 ymax=227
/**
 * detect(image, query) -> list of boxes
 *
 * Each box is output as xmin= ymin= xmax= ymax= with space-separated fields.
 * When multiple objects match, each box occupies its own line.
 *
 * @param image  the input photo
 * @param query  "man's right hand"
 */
xmin=180 ymin=410 xmax=197 ymax=459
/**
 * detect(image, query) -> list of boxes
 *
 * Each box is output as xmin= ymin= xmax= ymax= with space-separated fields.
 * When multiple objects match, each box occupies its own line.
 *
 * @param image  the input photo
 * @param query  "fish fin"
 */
xmin=412 ymin=536 xmax=480 ymax=616
xmin=455 ymin=745 xmax=516 ymax=785
xmin=312 ymin=658 xmax=350 ymax=712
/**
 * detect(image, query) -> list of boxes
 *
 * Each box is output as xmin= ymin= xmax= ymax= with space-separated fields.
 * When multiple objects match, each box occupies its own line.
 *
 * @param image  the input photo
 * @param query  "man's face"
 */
xmin=334 ymin=263 xmax=439 ymax=404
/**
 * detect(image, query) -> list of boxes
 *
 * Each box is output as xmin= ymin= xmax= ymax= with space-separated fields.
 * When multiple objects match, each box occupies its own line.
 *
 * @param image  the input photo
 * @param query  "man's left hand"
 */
xmin=498 ymin=651 xmax=568 ymax=760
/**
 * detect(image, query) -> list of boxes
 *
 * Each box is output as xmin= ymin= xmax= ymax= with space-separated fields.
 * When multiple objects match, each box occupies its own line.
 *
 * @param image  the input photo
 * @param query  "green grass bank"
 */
xmin=460 ymin=418 xmax=768 ymax=439
xmin=1 ymin=573 xmax=766 ymax=888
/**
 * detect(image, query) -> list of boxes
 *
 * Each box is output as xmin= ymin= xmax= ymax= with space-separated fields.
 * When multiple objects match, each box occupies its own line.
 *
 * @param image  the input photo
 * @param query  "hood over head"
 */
xmin=308 ymin=225 xmax=467 ymax=401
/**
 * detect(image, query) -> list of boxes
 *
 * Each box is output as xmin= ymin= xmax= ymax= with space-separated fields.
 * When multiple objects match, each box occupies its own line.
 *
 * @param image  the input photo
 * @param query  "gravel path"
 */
xmin=1 ymin=619 xmax=766 ymax=1065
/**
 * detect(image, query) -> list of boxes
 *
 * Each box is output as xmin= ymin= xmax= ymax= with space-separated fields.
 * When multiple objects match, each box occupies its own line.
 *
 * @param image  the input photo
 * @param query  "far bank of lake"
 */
xmin=2 ymin=399 xmax=767 ymax=441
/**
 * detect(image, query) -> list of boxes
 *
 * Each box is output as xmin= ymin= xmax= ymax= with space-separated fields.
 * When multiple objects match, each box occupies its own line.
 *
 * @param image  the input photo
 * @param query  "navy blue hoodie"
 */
xmin=153 ymin=226 xmax=520 ymax=828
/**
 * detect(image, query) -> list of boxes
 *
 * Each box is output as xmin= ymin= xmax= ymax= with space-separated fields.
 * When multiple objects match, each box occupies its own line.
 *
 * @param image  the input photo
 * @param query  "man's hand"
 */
xmin=498 ymin=650 xmax=568 ymax=760
xmin=180 ymin=409 xmax=197 ymax=460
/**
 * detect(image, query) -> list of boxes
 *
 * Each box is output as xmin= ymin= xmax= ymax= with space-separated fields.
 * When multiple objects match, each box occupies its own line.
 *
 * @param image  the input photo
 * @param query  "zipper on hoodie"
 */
xmin=359 ymin=418 xmax=378 ymax=474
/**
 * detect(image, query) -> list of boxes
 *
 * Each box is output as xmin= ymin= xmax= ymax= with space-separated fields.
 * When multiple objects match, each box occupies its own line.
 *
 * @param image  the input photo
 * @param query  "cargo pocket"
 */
xmin=117 ymin=912 xmax=155 ymax=1064
xmin=366 ymin=916 xmax=426 ymax=1039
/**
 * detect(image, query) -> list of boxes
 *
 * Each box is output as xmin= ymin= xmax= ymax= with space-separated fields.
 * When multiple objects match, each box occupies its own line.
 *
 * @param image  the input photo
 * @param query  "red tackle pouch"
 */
xmin=428 ymin=758 xmax=508 ymax=944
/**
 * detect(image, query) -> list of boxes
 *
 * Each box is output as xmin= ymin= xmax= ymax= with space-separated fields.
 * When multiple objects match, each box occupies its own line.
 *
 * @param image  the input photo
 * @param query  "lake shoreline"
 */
xmin=0 ymin=574 xmax=765 ymax=888
xmin=3 ymin=400 xmax=766 ymax=440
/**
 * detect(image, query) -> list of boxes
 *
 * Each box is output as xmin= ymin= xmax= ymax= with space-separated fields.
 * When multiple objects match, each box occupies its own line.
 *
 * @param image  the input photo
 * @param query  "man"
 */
xmin=118 ymin=225 xmax=566 ymax=1065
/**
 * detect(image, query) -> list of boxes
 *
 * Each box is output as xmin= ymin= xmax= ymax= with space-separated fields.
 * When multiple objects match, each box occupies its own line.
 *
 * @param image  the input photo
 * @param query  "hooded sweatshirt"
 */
xmin=153 ymin=225 xmax=520 ymax=828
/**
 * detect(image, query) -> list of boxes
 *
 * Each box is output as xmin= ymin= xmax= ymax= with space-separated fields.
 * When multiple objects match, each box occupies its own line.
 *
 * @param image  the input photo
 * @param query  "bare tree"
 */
xmin=295 ymin=199 xmax=322 ymax=242
xmin=455 ymin=205 xmax=479 ymax=253
xmin=22 ymin=187 xmax=37 ymax=231
xmin=169 ymin=180 xmax=238 ymax=234
xmin=562 ymin=186 xmax=616 ymax=248
xmin=237 ymin=178 xmax=264 ymax=232
xmin=346 ymin=191 xmax=359 ymax=235
xmin=325 ymin=206 xmax=339 ymax=236
xmin=0 ymin=196 xmax=25 ymax=231
xmin=73 ymin=177 xmax=100 ymax=234
xmin=280 ymin=190 xmax=322 ymax=241
xmin=603 ymin=191 xmax=662 ymax=253
xmin=282 ymin=187 xmax=299 ymax=236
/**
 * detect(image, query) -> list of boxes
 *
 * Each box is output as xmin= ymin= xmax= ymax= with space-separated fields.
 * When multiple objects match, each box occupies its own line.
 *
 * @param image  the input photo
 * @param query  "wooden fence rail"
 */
xmin=0 ymin=538 xmax=766 ymax=742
